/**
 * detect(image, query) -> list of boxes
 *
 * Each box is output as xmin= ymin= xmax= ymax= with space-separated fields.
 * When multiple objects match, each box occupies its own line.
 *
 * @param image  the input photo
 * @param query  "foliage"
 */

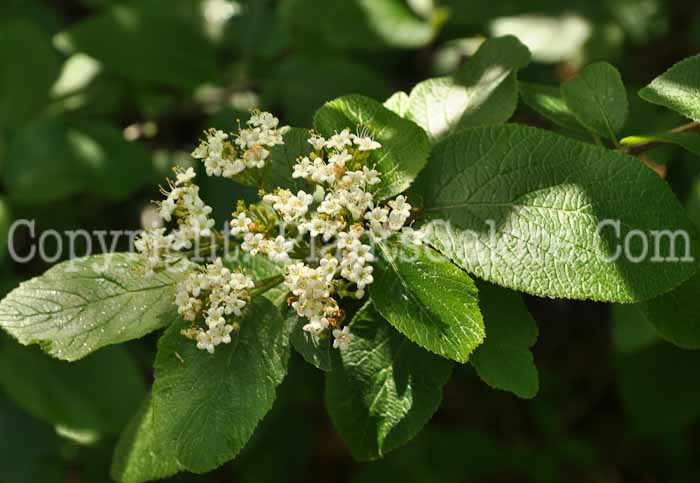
xmin=1 ymin=1 xmax=700 ymax=483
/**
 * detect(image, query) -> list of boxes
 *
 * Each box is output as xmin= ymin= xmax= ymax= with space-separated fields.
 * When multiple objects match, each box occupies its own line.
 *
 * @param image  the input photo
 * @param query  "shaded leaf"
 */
xmin=561 ymin=61 xmax=629 ymax=140
xmin=0 ymin=19 xmax=59 ymax=127
xmin=326 ymin=304 xmax=453 ymax=460
xmin=640 ymin=273 xmax=700 ymax=349
xmin=0 ymin=340 xmax=145 ymax=441
xmin=416 ymin=124 xmax=700 ymax=302
xmin=470 ymin=282 xmax=539 ymax=399
xmin=64 ymin=2 xmax=216 ymax=88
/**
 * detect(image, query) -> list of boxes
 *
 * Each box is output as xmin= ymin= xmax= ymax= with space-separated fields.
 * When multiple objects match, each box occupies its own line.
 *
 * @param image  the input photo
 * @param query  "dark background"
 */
xmin=1 ymin=0 xmax=700 ymax=482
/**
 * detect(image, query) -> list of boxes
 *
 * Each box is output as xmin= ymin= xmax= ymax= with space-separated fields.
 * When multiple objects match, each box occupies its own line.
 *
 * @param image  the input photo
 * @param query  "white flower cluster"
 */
xmin=135 ymin=167 xmax=216 ymax=276
xmin=229 ymin=127 xmax=422 ymax=350
xmin=176 ymin=258 xmax=255 ymax=354
xmin=192 ymin=111 xmax=284 ymax=178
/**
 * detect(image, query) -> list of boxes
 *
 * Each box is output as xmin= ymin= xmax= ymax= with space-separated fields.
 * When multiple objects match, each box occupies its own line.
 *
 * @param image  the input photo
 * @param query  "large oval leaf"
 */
xmin=406 ymin=36 xmax=531 ymax=143
xmin=0 ymin=339 xmax=145 ymax=443
xmin=415 ymin=124 xmax=700 ymax=302
xmin=370 ymin=242 xmax=484 ymax=363
xmin=561 ymin=61 xmax=629 ymax=140
xmin=326 ymin=304 xmax=453 ymax=460
xmin=149 ymin=297 xmax=292 ymax=474
xmin=0 ymin=254 xmax=187 ymax=361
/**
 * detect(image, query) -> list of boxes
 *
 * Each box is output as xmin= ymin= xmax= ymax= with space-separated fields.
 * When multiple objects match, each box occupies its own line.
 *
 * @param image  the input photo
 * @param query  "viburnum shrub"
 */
xmin=1 ymin=37 xmax=700 ymax=481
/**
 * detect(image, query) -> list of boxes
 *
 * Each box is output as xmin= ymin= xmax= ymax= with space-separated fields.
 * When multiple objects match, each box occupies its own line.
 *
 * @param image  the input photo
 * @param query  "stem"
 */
xmin=251 ymin=274 xmax=285 ymax=297
xmin=623 ymin=121 xmax=700 ymax=156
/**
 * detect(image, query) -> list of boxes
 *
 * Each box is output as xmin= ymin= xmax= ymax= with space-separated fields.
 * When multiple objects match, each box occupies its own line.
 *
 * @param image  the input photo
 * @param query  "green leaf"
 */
xmin=149 ymin=297 xmax=292 ymax=474
xmin=0 ymin=254 xmax=188 ymax=361
xmin=0 ymin=340 xmax=145 ymax=442
xmin=370 ymin=242 xmax=484 ymax=363
xmin=621 ymin=131 xmax=700 ymax=156
xmin=639 ymin=55 xmax=700 ymax=122
xmin=5 ymin=119 xmax=88 ymax=204
xmin=264 ymin=55 xmax=392 ymax=126
xmin=610 ymin=303 xmax=659 ymax=354
xmin=415 ymin=124 xmax=700 ymax=302
xmin=519 ymin=82 xmax=586 ymax=133
xmin=640 ymin=273 xmax=700 ymax=349
xmin=561 ymin=61 xmax=629 ymax=140
xmin=313 ymin=94 xmax=431 ymax=200
xmin=79 ymin=123 xmax=154 ymax=201
xmin=281 ymin=0 xmax=438 ymax=52
xmin=383 ymin=91 xmax=410 ymax=117
xmin=111 ymin=394 xmax=184 ymax=483
xmin=326 ymin=304 xmax=453 ymax=460
xmin=262 ymin=127 xmax=313 ymax=193
xmin=0 ymin=392 xmax=64 ymax=483
xmin=290 ymin=314 xmax=332 ymax=372
xmin=617 ymin=342 xmax=700 ymax=434
xmin=470 ymin=282 xmax=539 ymax=399
xmin=405 ymin=36 xmax=531 ymax=142
xmin=5 ymin=120 xmax=153 ymax=204
xmin=0 ymin=19 xmax=60 ymax=127
xmin=64 ymin=2 xmax=216 ymax=88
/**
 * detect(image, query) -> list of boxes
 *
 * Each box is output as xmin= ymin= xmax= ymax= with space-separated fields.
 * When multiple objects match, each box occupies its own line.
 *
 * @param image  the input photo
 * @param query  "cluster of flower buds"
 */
xmin=135 ymin=167 xmax=216 ymax=277
xmin=229 ymin=126 xmax=423 ymax=349
xmin=177 ymin=258 xmax=254 ymax=354
xmin=136 ymin=110 xmax=425 ymax=353
xmin=192 ymin=110 xmax=284 ymax=179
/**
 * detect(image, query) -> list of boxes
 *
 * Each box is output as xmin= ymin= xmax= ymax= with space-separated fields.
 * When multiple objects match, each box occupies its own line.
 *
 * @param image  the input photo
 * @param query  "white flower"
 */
xmin=402 ymin=227 xmax=424 ymax=245
xmin=301 ymin=217 xmax=341 ymax=241
xmin=249 ymin=111 xmax=279 ymax=130
xmin=196 ymin=330 xmax=216 ymax=354
xmin=364 ymin=207 xmax=388 ymax=225
xmin=308 ymin=135 xmax=327 ymax=151
xmin=303 ymin=318 xmax=329 ymax=336
xmin=362 ymin=166 xmax=381 ymax=185
xmin=236 ymin=127 xmax=260 ymax=149
xmin=159 ymin=195 xmax=177 ymax=222
xmin=326 ymin=129 xmax=353 ymax=151
xmin=353 ymin=135 xmax=382 ymax=151
xmin=268 ymin=236 xmax=294 ymax=263
xmin=242 ymin=232 xmax=265 ymax=255
xmin=135 ymin=228 xmax=176 ymax=277
xmin=329 ymin=150 xmax=352 ymax=168
xmin=243 ymin=145 xmax=270 ymax=169
xmin=292 ymin=157 xmax=314 ymax=179
xmin=318 ymin=193 xmax=343 ymax=216
xmin=333 ymin=326 xmax=353 ymax=350
xmin=209 ymin=323 xmax=234 ymax=346
xmin=230 ymin=212 xmax=252 ymax=236
xmin=222 ymin=158 xmax=246 ymax=178
xmin=264 ymin=189 xmax=313 ymax=222
xmin=176 ymin=167 xmax=197 ymax=186
xmin=309 ymin=158 xmax=335 ymax=184
xmin=388 ymin=195 xmax=411 ymax=218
